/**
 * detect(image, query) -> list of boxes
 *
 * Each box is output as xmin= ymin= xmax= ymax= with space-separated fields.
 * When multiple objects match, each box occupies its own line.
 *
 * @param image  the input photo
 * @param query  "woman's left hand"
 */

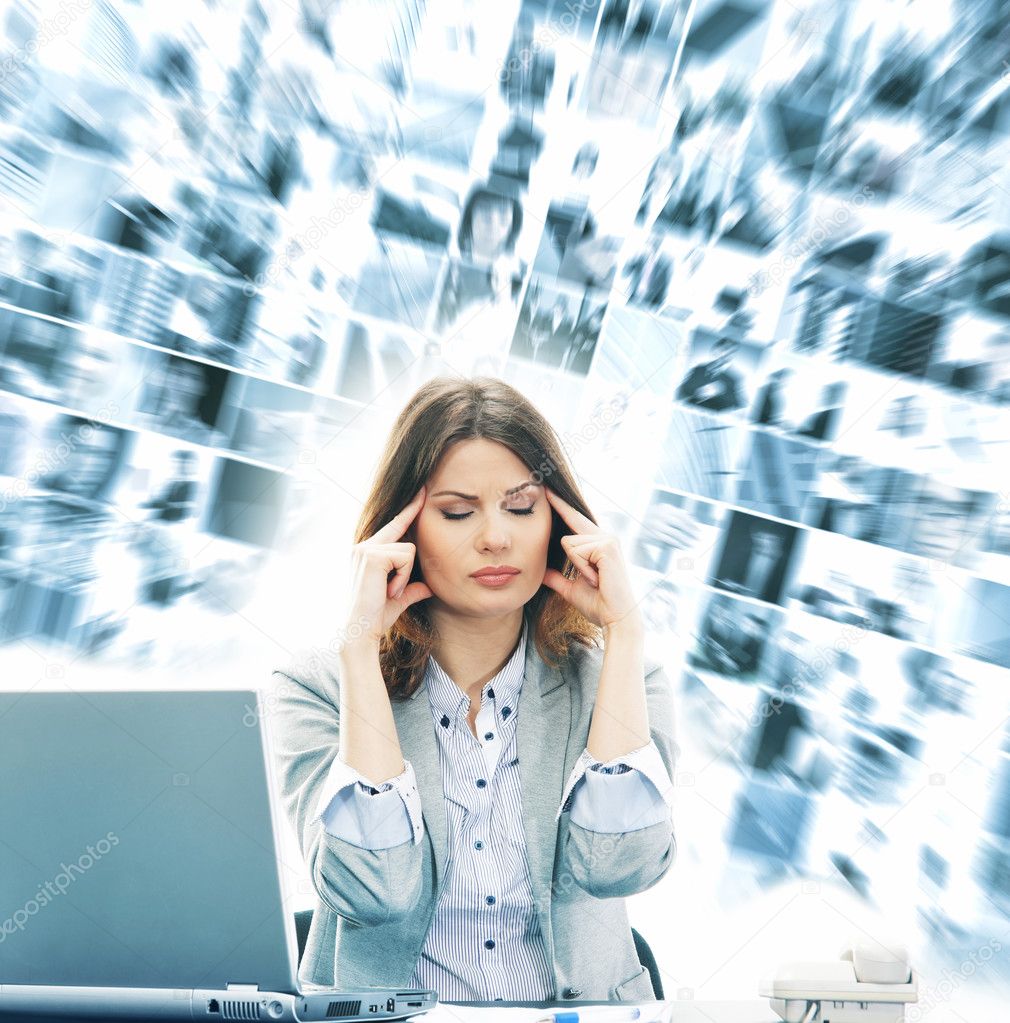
xmin=541 ymin=487 xmax=644 ymax=633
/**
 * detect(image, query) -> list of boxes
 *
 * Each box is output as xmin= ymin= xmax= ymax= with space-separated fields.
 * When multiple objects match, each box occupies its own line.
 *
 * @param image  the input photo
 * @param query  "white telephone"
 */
xmin=759 ymin=939 xmax=918 ymax=1022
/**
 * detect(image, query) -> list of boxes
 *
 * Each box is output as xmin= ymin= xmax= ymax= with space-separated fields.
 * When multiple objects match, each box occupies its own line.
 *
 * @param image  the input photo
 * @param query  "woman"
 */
xmin=269 ymin=376 xmax=677 ymax=1002
xmin=456 ymin=185 xmax=523 ymax=264
xmin=435 ymin=185 xmax=526 ymax=337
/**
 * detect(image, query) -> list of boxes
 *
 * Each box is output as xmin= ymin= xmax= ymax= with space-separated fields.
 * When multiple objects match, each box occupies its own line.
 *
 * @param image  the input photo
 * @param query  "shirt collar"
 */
xmin=425 ymin=616 xmax=528 ymax=728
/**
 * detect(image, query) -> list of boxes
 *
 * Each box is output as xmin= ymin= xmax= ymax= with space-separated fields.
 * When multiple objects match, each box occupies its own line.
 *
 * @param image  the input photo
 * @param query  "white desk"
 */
xmin=430 ymin=1001 xmax=774 ymax=1023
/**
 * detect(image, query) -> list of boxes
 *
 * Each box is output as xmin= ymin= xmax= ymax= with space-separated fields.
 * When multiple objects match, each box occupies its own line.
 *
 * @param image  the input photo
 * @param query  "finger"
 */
xmin=395 ymin=579 xmax=434 ymax=605
xmin=371 ymin=486 xmax=426 ymax=544
xmin=561 ymin=536 xmax=600 ymax=586
xmin=545 ymin=487 xmax=598 ymax=533
xmin=382 ymin=545 xmax=419 ymax=597
xmin=564 ymin=532 xmax=611 ymax=556
xmin=542 ymin=567 xmax=578 ymax=601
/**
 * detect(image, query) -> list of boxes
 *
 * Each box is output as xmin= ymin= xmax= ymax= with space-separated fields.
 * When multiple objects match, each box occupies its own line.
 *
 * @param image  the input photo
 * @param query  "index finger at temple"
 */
xmin=371 ymin=486 xmax=426 ymax=543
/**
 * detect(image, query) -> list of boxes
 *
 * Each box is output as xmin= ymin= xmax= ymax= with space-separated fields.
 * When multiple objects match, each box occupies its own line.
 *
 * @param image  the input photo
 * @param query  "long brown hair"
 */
xmin=353 ymin=375 xmax=603 ymax=700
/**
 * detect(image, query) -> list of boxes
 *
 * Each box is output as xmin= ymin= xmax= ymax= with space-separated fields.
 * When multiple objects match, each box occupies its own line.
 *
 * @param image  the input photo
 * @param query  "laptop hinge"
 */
xmin=226 ymin=983 xmax=260 ymax=991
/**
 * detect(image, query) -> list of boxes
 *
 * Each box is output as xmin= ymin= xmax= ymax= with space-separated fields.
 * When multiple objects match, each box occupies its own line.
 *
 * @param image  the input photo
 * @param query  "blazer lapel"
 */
xmin=392 ymin=686 xmax=450 ymax=890
xmin=517 ymin=633 xmax=570 ymax=954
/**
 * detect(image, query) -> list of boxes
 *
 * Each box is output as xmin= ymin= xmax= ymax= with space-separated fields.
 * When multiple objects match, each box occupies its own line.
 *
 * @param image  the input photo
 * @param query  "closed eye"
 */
xmin=442 ymin=507 xmax=536 ymax=521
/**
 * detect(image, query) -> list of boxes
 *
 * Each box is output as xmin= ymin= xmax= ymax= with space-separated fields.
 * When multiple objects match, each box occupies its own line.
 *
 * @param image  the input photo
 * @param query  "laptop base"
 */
xmin=0 ymin=984 xmax=438 ymax=1022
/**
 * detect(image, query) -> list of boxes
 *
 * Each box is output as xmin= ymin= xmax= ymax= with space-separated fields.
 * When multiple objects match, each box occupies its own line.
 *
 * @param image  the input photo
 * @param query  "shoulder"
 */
xmin=557 ymin=636 xmax=666 ymax=690
xmin=554 ymin=636 xmax=676 ymax=741
xmin=271 ymin=644 xmax=343 ymax=706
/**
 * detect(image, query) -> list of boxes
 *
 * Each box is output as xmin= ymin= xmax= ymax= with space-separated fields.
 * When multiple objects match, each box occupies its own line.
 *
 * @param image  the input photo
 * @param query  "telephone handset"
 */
xmin=759 ymin=939 xmax=918 ymax=1022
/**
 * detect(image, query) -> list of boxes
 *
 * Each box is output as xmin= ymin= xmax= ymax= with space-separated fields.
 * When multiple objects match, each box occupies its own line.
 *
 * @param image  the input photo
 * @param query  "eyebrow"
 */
xmin=430 ymin=482 xmax=540 ymax=500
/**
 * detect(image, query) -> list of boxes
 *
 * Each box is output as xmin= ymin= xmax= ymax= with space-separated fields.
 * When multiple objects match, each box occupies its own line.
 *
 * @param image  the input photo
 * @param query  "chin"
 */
xmin=468 ymin=585 xmax=530 ymax=609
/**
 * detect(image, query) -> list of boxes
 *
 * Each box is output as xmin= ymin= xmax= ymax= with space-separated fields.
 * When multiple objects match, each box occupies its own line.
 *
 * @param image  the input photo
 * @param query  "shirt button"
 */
xmin=484 ymin=732 xmax=494 ymax=741
xmin=440 ymin=714 xmax=450 ymax=728
xmin=484 ymin=939 xmax=495 ymax=949
xmin=476 ymin=778 xmax=486 ymax=788
xmin=501 ymin=707 xmax=511 ymax=718
xmin=486 ymin=895 xmax=495 ymax=905
xmin=474 ymin=840 xmax=484 ymax=850
xmin=487 ymin=687 xmax=495 ymax=699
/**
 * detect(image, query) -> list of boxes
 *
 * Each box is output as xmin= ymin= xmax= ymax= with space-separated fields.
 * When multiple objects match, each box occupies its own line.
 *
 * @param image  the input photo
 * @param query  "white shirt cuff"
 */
xmin=312 ymin=756 xmax=424 ymax=847
xmin=556 ymin=739 xmax=675 ymax=823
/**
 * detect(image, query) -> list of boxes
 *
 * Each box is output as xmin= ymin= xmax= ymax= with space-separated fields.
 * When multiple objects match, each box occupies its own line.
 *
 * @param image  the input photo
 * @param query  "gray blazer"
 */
xmin=268 ymin=630 xmax=678 ymax=1002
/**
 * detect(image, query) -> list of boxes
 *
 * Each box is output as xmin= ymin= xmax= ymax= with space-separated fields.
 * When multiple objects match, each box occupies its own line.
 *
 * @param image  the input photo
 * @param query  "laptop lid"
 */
xmin=0 ymin=689 xmax=303 ymax=994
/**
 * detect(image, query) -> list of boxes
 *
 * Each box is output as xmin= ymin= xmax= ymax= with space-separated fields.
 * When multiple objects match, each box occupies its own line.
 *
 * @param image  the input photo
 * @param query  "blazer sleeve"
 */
xmin=267 ymin=661 xmax=426 ymax=928
xmin=556 ymin=657 xmax=678 ymax=900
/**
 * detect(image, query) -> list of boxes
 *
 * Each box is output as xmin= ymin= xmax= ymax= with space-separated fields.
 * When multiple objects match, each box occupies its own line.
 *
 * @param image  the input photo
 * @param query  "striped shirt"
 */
xmin=409 ymin=616 xmax=553 ymax=999
xmin=314 ymin=617 xmax=674 ymax=1000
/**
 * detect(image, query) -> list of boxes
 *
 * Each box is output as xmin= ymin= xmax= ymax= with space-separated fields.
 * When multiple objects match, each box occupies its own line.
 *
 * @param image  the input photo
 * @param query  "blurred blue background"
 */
xmin=0 ymin=0 xmax=1009 ymax=1011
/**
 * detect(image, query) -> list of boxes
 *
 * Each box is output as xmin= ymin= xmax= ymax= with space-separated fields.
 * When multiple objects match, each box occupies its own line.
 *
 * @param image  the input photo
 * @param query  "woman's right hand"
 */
xmin=344 ymin=485 xmax=434 ymax=647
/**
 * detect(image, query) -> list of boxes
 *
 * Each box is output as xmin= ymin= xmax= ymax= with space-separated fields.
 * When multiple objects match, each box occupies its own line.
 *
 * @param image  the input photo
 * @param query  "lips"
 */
xmin=471 ymin=566 xmax=520 ymax=577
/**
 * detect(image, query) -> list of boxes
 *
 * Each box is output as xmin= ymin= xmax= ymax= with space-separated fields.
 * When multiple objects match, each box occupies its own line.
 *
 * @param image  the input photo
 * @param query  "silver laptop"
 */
xmin=0 ymin=689 xmax=438 ymax=1022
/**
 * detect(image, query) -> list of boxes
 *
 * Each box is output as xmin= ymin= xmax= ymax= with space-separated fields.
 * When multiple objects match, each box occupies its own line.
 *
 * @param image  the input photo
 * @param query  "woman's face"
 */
xmin=413 ymin=438 xmax=553 ymax=618
xmin=468 ymin=199 xmax=514 ymax=261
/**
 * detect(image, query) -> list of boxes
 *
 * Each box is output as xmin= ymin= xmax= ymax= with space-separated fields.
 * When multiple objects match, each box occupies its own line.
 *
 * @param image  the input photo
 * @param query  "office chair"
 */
xmin=631 ymin=927 xmax=664 ymax=999
xmin=293 ymin=910 xmax=664 ymax=1000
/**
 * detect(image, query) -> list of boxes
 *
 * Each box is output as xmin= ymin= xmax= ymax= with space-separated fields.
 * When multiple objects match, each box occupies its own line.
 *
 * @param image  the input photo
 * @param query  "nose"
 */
xmin=476 ymin=511 xmax=513 ymax=552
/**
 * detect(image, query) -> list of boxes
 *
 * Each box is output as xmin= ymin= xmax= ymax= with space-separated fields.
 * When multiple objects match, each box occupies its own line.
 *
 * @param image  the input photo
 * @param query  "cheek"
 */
xmin=410 ymin=517 xmax=428 ymax=559
xmin=413 ymin=515 xmax=434 ymax=549
xmin=415 ymin=516 xmax=452 ymax=570
xmin=534 ymin=513 xmax=553 ymax=553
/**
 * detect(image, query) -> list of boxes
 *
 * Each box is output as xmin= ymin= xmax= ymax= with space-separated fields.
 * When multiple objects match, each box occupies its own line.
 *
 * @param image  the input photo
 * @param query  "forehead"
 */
xmin=428 ymin=438 xmax=535 ymax=489
xmin=472 ymin=194 xmax=511 ymax=215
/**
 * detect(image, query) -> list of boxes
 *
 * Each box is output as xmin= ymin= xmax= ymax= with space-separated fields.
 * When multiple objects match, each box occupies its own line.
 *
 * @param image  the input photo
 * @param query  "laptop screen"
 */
xmin=0 ymin=690 xmax=301 ymax=993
